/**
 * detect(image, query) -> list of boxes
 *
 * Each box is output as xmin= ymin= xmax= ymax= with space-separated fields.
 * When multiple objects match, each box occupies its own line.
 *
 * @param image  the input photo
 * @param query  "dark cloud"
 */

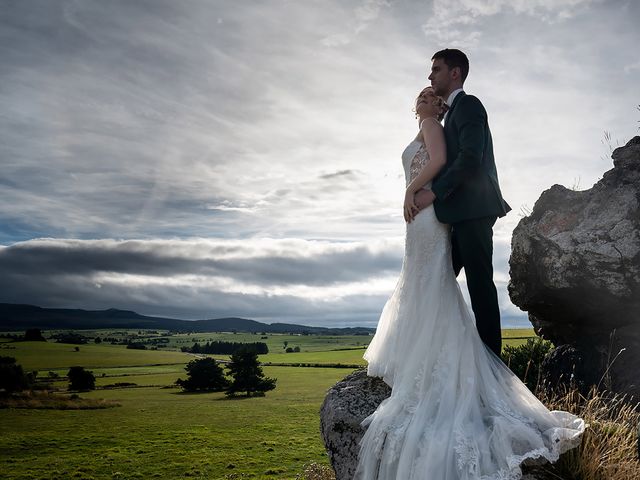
xmin=319 ymin=170 xmax=357 ymax=179
xmin=0 ymin=272 xmax=388 ymax=326
xmin=0 ymin=238 xmax=404 ymax=325
xmin=0 ymin=238 xmax=402 ymax=285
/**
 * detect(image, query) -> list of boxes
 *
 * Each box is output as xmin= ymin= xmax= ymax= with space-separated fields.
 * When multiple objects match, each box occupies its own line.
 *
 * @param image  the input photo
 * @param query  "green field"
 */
xmin=1 ymin=341 xmax=191 ymax=371
xmin=1 ymin=329 xmax=535 ymax=479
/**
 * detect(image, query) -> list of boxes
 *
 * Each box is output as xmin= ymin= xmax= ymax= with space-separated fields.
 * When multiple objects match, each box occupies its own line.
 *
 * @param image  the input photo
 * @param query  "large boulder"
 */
xmin=509 ymin=136 xmax=640 ymax=397
xmin=320 ymin=369 xmax=390 ymax=480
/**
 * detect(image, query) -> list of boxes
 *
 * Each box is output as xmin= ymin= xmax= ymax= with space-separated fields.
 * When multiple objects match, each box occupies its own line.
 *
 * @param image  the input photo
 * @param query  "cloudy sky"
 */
xmin=1 ymin=0 xmax=638 ymax=328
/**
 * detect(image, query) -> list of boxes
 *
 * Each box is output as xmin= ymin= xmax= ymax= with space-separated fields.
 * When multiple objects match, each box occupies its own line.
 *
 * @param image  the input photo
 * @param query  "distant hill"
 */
xmin=0 ymin=303 xmax=375 ymax=335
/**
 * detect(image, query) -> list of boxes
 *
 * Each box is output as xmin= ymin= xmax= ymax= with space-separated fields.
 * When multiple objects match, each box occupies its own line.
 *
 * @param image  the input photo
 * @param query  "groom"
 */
xmin=414 ymin=48 xmax=511 ymax=358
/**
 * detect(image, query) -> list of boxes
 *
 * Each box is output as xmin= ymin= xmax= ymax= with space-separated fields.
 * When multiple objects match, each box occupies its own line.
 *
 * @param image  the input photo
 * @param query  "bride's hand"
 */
xmin=404 ymin=190 xmax=418 ymax=223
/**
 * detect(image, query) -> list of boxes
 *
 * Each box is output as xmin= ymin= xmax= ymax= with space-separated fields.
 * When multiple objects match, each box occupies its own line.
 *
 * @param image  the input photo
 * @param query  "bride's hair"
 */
xmin=413 ymin=89 xmax=448 ymax=121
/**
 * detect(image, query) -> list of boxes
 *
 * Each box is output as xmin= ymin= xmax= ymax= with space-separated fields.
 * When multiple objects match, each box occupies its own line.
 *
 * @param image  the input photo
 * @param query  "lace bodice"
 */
xmin=401 ymin=139 xmax=431 ymax=188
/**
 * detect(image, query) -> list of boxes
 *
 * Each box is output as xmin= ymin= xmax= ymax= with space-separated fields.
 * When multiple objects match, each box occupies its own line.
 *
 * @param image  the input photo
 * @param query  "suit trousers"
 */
xmin=451 ymin=216 xmax=502 ymax=357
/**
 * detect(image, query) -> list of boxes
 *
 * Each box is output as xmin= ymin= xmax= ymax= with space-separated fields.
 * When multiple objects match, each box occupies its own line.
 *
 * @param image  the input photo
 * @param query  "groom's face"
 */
xmin=428 ymin=58 xmax=452 ymax=97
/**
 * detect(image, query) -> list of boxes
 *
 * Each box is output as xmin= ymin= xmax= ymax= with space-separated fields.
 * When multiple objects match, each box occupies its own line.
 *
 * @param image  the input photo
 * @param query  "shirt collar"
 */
xmin=446 ymin=88 xmax=464 ymax=107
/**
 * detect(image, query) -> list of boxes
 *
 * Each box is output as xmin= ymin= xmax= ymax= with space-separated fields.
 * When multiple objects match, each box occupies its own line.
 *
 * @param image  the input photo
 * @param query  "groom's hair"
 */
xmin=431 ymin=49 xmax=469 ymax=83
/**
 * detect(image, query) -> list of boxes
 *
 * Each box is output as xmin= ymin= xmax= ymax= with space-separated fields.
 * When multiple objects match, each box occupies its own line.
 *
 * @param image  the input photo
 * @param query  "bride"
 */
xmin=352 ymin=86 xmax=586 ymax=479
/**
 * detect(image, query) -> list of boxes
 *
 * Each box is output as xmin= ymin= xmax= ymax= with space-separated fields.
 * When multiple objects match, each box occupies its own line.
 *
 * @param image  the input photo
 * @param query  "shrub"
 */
xmin=67 ymin=366 xmax=95 ymax=391
xmin=0 ymin=391 xmax=120 ymax=409
xmin=501 ymin=337 xmax=553 ymax=390
xmin=53 ymin=332 xmax=88 ymax=344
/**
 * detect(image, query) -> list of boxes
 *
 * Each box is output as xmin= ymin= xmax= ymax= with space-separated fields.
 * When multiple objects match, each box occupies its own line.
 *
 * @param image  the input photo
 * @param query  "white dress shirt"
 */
xmin=443 ymin=88 xmax=463 ymax=123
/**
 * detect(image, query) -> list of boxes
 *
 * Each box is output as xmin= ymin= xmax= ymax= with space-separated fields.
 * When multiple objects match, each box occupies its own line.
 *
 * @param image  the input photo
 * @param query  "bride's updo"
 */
xmin=414 ymin=87 xmax=447 ymax=121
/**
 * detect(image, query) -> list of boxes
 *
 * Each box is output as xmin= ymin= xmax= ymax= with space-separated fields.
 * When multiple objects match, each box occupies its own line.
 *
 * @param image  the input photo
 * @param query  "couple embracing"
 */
xmin=353 ymin=49 xmax=585 ymax=480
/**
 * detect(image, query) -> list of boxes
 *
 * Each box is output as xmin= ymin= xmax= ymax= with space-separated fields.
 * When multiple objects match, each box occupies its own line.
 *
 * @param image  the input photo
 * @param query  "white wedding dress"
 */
xmin=353 ymin=137 xmax=585 ymax=480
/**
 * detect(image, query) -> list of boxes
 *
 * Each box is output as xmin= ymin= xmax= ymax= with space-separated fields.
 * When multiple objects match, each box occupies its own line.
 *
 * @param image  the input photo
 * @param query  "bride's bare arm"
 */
xmin=403 ymin=118 xmax=446 ymax=221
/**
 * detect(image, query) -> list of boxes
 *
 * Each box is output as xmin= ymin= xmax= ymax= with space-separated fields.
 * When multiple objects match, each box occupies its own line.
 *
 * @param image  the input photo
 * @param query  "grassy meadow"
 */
xmin=1 ymin=329 xmax=534 ymax=479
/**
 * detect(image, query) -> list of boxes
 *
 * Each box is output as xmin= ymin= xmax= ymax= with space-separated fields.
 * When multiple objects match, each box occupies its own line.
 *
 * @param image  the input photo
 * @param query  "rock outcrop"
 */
xmin=509 ymin=136 xmax=640 ymax=397
xmin=320 ymin=369 xmax=547 ymax=479
xmin=320 ymin=369 xmax=390 ymax=479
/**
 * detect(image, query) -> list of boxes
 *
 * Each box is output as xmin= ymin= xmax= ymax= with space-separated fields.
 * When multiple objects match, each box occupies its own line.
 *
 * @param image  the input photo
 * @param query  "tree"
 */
xmin=24 ymin=328 xmax=46 ymax=342
xmin=54 ymin=332 xmax=88 ymax=344
xmin=94 ymin=337 xmax=102 ymax=344
xmin=182 ymin=341 xmax=268 ymax=355
xmin=225 ymin=346 xmax=276 ymax=397
xmin=0 ymin=357 xmax=34 ymax=393
xmin=176 ymin=357 xmax=229 ymax=392
xmin=67 ymin=366 xmax=95 ymax=391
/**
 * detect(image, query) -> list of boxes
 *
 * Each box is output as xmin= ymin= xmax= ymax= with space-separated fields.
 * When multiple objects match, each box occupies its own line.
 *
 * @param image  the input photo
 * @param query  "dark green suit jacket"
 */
xmin=431 ymin=91 xmax=511 ymax=224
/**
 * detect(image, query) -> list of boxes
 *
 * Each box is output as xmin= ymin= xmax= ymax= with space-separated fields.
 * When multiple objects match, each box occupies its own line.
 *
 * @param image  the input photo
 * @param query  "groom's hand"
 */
xmin=414 ymin=189 xmax=436 ymax=211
